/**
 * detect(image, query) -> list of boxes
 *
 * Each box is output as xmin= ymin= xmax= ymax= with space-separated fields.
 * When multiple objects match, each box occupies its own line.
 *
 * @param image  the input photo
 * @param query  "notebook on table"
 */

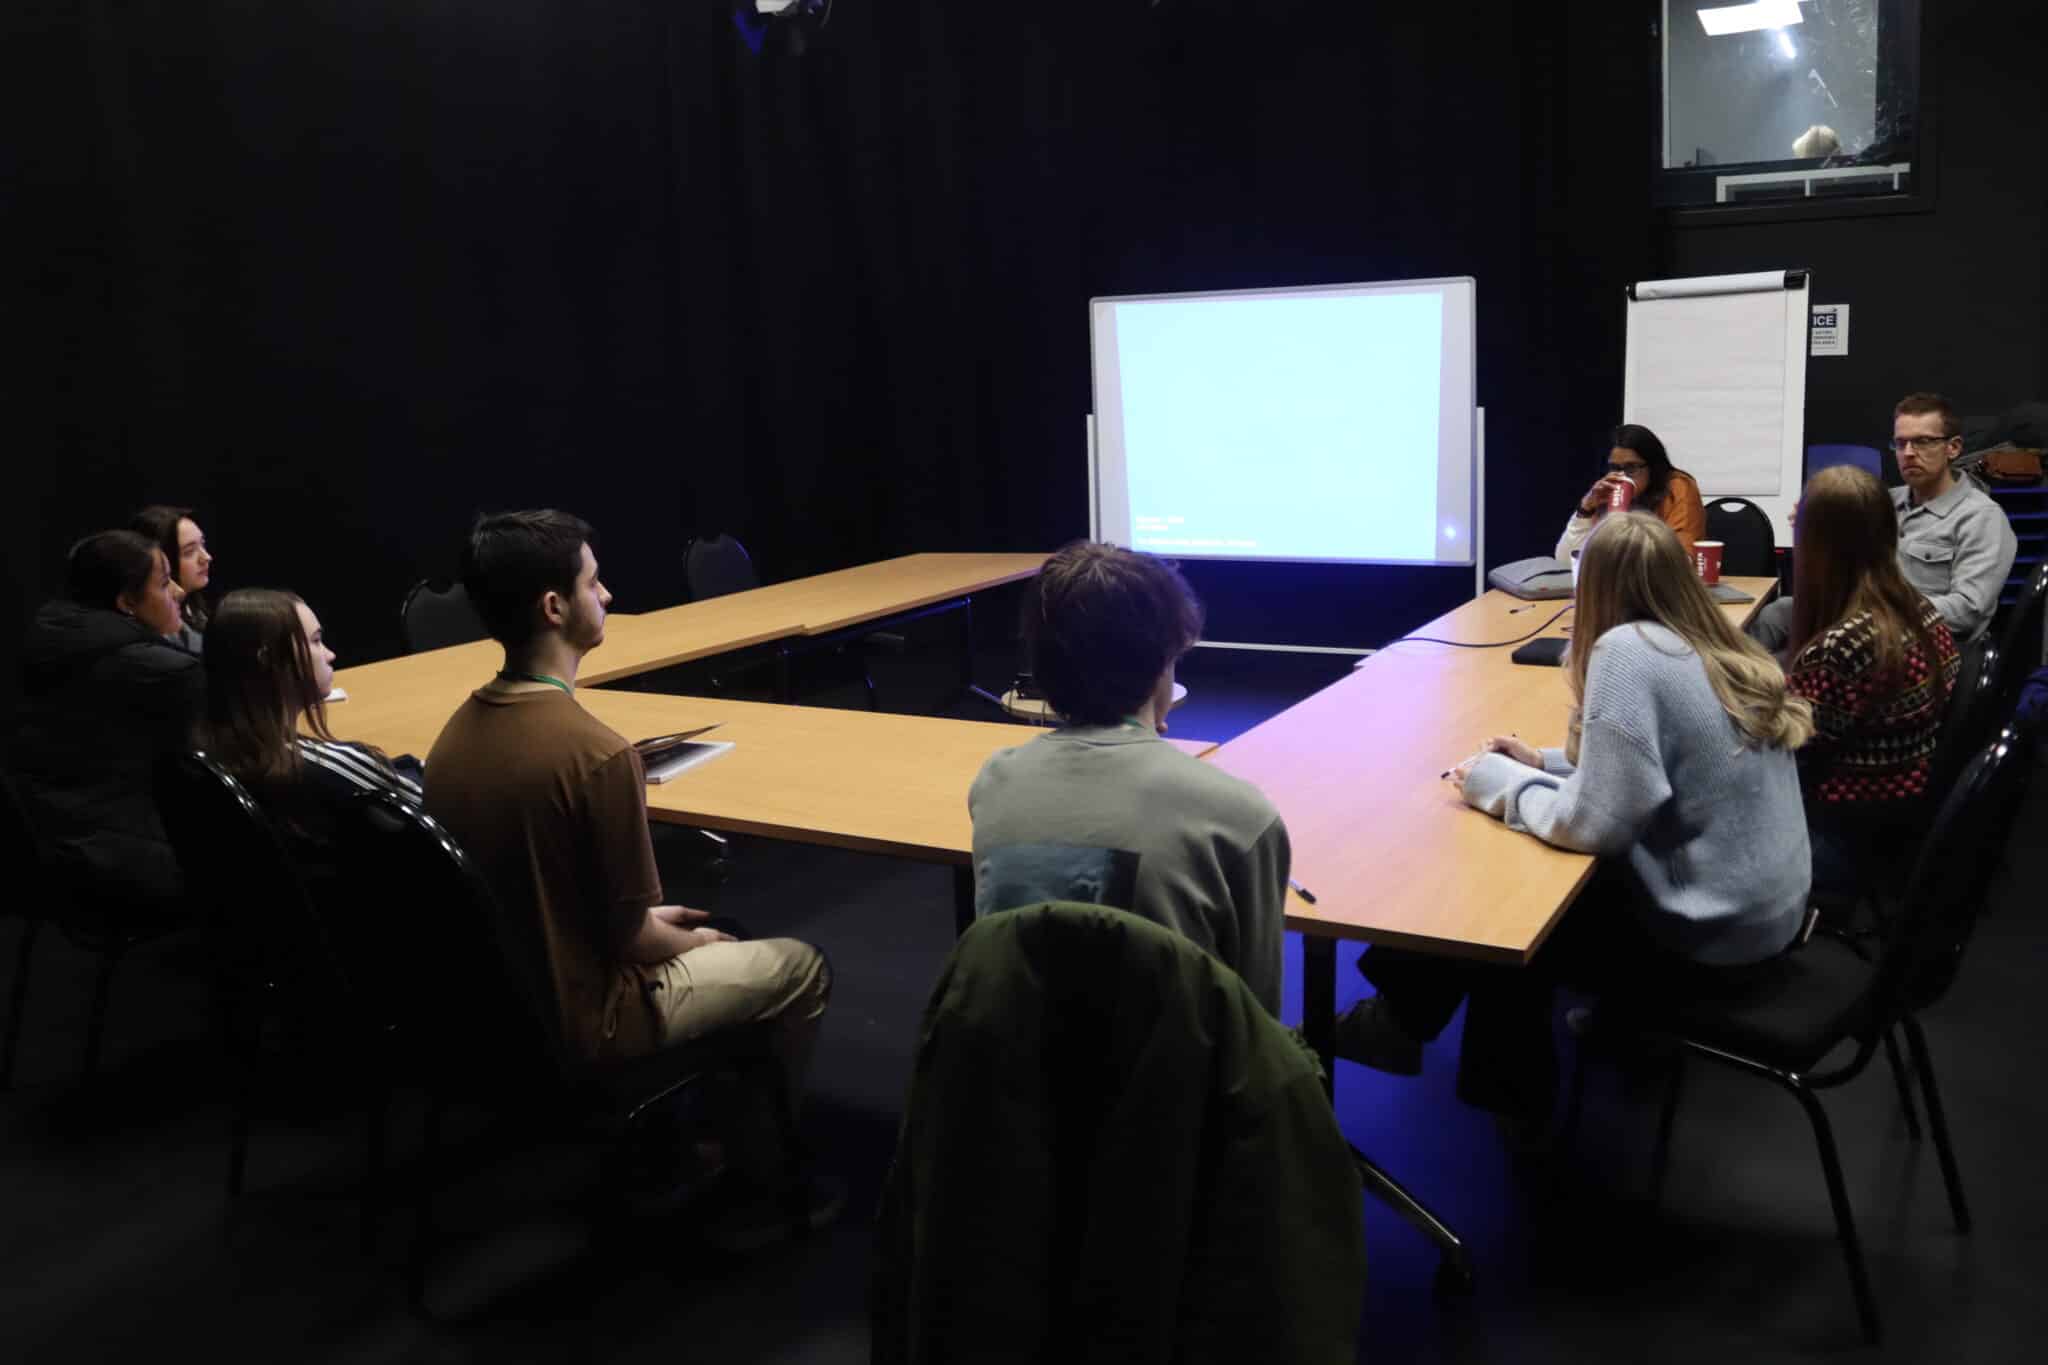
xmin=634 ymin=725 xmax=734 ymax=784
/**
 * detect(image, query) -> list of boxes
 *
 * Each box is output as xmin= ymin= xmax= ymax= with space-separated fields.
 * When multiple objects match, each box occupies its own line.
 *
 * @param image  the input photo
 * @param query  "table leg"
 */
xmin=1302 ymin=933 xmax=1476 ymax=1295
xmin=952 ymin=864 xmax=975 ymax=938
xmin=954 ymin=596 xmax=1008 ymax=715
xmin=1302 ymin=933 xmax=1337 ymax=1098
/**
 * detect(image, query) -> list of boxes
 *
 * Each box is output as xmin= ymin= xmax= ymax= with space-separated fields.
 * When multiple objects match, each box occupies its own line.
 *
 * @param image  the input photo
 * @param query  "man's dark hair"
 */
xmin=1894 ymin=392 xmax=1960 ymax=438
xmin=461 ymin=509 xmax=595 ymax=648
xmin=66 ymin=530 xmax=161 ymax=611
xmin=1023 ymin=542 xmax=1204 ymax=726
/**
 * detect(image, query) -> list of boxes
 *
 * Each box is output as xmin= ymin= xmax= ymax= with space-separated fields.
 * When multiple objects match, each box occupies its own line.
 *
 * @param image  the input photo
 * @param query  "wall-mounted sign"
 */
xmin=1810 ymin=303 xmax=1850 ymax=357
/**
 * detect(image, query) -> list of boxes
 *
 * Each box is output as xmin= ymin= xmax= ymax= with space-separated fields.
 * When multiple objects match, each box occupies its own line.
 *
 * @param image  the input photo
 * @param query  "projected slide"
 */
xmin=1091 ymin=279 xmax=1475 ymax=566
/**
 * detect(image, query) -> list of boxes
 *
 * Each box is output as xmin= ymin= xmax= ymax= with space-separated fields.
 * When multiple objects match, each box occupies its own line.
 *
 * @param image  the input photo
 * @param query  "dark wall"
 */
xmin=12 ymin=1 xmax=1656 ymax=703
xmin=1663 ymin=0 xmax=2047 ymax=448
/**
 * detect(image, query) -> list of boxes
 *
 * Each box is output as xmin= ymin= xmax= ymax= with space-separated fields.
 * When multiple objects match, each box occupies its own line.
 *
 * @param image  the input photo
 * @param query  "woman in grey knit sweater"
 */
xmin=1337 ymin=512 xmax=1816 ymax=1124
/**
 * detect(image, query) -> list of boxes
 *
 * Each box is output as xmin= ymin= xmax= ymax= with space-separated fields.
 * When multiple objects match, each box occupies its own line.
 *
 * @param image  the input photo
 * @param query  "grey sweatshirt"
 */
xmin=968 ymin=724 xmax=1290 ymax=1014
xmin=1460 ymin=622 xmax=1810 ymax=966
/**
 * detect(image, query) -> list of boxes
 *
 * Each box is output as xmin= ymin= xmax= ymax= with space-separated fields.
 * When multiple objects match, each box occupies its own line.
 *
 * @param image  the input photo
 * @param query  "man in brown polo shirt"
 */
xmin=425 ymin=509 xmax=831 ymax=1224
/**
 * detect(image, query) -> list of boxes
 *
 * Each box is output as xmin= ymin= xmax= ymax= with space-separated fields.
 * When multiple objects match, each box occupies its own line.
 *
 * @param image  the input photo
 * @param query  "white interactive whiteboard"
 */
xmin=1623 ymin=270 xmax=1809 ymax=546
xmin=1089 ymin=277 xmax=1477 ymax=566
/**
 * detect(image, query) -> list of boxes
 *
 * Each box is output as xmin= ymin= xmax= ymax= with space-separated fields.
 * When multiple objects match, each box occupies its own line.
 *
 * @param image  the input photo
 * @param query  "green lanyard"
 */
xmin=498 ymin=670 xmax=573 ymax=696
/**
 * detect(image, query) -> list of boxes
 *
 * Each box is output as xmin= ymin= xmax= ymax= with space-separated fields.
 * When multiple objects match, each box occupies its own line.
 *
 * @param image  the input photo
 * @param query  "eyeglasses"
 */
xmin=1603 ymin=462 xmax=1649 ymax=476
xmin=1891 ymin=435 xmax=1955 ymax=454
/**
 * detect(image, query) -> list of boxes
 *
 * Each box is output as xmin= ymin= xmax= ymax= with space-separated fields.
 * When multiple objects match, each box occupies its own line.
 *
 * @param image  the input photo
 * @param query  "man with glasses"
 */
xmin=1886 ymin=392 xmax=2016 ymax=643
xmin=1751 ymin=392 xmax=2017 ymax=650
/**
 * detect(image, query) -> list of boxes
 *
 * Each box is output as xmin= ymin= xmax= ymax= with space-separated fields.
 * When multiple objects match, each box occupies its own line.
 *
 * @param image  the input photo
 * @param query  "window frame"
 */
xmin=1650 ymin=0 xmax=1937 ymax=225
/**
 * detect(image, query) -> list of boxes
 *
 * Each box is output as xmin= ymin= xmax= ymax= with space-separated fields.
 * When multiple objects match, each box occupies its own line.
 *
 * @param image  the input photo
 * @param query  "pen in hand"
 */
xmin=1441 ymin=733 xmax=1521 ymax=781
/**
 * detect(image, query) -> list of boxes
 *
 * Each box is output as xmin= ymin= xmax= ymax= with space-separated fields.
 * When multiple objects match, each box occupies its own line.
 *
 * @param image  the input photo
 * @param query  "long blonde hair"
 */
xmin=1567 ymin=512 xmax=1813 ymax=762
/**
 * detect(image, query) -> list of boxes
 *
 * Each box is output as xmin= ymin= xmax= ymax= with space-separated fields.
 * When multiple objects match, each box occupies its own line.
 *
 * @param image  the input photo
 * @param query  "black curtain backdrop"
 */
xmin=11 ymin=1 xmax=1653 ymax=700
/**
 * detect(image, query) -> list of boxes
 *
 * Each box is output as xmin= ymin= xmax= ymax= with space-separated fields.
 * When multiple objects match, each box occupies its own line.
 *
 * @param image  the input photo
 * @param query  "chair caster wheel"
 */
xmin=1433 ymin=1257 xmax=1476 ymax=1299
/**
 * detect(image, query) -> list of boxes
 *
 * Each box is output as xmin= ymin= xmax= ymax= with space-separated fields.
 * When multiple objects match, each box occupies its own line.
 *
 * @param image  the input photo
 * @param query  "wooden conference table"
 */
xmin=327 ymin=551 xmax=1195 ymax=924
xmin=1206 ymin=576 xmax=1776 ymax=1285
xmin=326 ymin=552 xmax=1768 ymax=1287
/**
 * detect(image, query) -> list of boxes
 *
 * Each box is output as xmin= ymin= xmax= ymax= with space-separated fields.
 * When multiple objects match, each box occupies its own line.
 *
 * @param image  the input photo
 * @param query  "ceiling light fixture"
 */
xmin=1696 ymin=0 xmax=1804 ymax=37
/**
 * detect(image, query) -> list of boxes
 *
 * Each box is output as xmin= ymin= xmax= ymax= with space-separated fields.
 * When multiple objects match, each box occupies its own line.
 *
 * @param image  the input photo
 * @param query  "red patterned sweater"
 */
xmin=1786 ymin=599 xmax=1960 ymax=805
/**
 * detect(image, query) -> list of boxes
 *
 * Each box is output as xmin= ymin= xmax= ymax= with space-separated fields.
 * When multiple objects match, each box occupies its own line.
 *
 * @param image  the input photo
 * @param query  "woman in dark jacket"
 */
xmin=11 ymin=530 xmax=203 ymax=908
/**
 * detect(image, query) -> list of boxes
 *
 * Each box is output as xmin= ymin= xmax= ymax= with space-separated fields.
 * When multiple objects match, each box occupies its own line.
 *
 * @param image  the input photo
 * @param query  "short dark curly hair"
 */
xmin=461 ymin=509 xmax=594 ymax=648
xmin=1023 ymin=542 xmax=1204 ymax=726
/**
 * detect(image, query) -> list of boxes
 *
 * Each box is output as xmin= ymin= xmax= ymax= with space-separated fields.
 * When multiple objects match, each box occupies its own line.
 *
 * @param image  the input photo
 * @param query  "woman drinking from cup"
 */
xmin=1554 ymin=425 xmax=1706 ymax=565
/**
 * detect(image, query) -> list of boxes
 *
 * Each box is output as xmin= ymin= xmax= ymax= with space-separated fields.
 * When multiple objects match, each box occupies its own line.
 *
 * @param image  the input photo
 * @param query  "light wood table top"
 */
xmin=326 ymin=552 xmax=1049 ymax=751
xmin=624 ymin=552 xmax=1048 ymax=639
xmin=323 ymin=683 xmax=1213 ymax=865
xmin=573 ymin=692 xmax=1213 ymax=863
xmin=324 ymin=603 xmax=802 ymax=755
xmin=1207 ymin=578 xmax=1776 ymax=965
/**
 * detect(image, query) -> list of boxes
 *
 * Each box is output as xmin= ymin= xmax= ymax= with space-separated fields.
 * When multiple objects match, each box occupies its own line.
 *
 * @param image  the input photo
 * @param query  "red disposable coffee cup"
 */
xmin=1695 ymin=540 xmax=1725 ymax=584
xmin=1606 ymin=474 xmax=1636 ymax=513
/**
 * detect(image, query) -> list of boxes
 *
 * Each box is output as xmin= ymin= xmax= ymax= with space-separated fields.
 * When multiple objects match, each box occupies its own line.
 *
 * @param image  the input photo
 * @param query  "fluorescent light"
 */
xmin=1697 ymin=0 xmax=1804 ymax=37
xmin=1775 ymin=29 xmax=1797 ymax=59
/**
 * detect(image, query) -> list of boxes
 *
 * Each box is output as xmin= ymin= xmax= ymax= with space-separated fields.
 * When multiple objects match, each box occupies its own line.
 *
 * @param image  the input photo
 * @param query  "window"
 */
xmin=1656 ymin=1 xmax=1926 ymax=217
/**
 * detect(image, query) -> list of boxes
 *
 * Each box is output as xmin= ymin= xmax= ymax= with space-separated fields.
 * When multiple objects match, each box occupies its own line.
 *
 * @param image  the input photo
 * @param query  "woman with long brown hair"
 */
xmin=198 ymin=589 xmax=420 ymax=850
xmin=1336 ymin=513 xmax=1815 ymax=1133
xmin=130 ymin=505 xmax=214 ymax=650
xmin=1783 ymin=465 xmax=1960 ymax=897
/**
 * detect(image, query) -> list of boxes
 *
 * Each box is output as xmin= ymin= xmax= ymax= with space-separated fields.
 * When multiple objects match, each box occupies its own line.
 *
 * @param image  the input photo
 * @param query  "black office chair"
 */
xmin=1572 ymin=721 xmax=2035 ymax=1344
xmin=684 ymin=533 xmax=903 ymax=710
xmin=342 ymin=791 xmax=810 ymax=1311
xmin=677 ymin=534 xmax=792 ymax=700
xmin=873 ymin=903 xmax=1365 ymax=1361
xmin=1927 ymin=633 xmax=2003 ymax=806
xmin=400 ymin=579 xmax=487 ymax=654
xmin=1 ymin=770 xmax=185 ymax=1089
xmin=153 ymin=753 xmax=394 ymax=1232
xmin=684 ymin=534 xmax=762 ymax=601
xmin=1702 ymin=497 xmax=1778 ymax=578
xmin=1989 ymin=560 xmax=2048 ymax=715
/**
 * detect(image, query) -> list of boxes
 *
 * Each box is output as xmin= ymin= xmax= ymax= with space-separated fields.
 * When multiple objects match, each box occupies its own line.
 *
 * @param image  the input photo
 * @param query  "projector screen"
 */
xmin=1090 ymin=277 xmax=1476 ymax=566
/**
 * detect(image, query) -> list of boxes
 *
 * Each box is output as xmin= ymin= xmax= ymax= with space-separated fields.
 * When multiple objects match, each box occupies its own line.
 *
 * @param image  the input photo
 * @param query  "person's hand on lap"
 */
xmin=653 ymin=904 xmax=735 ymax=951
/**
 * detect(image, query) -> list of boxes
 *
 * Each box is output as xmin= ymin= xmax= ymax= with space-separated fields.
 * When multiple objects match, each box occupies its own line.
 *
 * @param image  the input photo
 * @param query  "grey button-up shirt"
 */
xmin=1892 ymin=477 xmax=2018 ymax=642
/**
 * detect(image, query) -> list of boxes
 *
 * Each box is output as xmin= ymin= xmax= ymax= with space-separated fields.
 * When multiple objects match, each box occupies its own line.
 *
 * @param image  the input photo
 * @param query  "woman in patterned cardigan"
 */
xmin=1784 ymin=465 xmax=1961 ymax=898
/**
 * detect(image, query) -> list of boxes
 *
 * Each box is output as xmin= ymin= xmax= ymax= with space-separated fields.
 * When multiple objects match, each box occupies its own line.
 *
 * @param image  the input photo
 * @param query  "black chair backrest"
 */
xmin=1702 ymin=497 xmax=1778 ymax=577
xmin=336 ymin=792 xmax=558 ymax=1081
xmin=1882 ymin=720 xmax=2038 ymax=1016
xmin=153 ymin=753 xmax=352 ymax=1002
xmin=685 ymin=535 xmax=760 ymax=602
xmin=400 ymin=580 xmax=488 ymax=654
xmin=1928 ymin=633 xmax=2002 ymax=803
xmin=0 ymin=770 xmax=46 ymax=890
xmin=1990 ymin=560 xmax=2048 ymax=713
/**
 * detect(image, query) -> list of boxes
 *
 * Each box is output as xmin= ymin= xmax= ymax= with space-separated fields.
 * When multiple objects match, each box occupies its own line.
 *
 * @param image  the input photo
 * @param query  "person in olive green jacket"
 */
xmin=873 ymin=902 xmax=1365 ymax=1365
